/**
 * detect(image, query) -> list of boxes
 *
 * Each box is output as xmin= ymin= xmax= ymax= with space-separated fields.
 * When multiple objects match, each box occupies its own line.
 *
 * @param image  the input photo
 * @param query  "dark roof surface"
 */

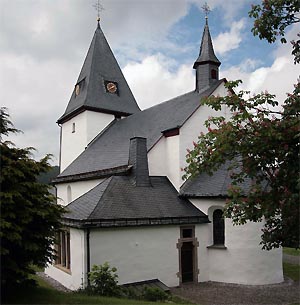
xmin=57 ymin=79 xmax=224 ymax=180
xmin=180 ymin=162 xmax=253 ymax=197
xmin=64 ymin=176 xmax=209 ymax=227
xmin=58 ymin=24 xmax=140 ymax=123
xmin=193 ymin=21 xmax=221 ymax=68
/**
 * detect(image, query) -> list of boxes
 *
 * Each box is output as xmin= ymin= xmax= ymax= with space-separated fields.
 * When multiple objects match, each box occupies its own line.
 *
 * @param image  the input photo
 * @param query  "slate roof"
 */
xmin=180 ymin=162 xmax=253 ymax=198
xmin=57 ymin=23 xmax=140 ymax=124
xmin=63 ymin=176 xmax=209 ymax=228
xmin=55 ymin=79 xmax=224 ymax=182
xmin=193 ymin=20 xmax=221 ymax=69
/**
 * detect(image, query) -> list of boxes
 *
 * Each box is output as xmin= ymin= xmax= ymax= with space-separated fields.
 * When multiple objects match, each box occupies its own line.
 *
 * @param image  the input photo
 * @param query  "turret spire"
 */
xmin=193 ymin=4 xmax=221 ymax=92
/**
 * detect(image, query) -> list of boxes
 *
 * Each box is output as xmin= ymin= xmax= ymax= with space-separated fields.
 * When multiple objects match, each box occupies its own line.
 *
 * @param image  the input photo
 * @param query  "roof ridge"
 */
xmin=88 ymin=176 xmax=115 ymax=219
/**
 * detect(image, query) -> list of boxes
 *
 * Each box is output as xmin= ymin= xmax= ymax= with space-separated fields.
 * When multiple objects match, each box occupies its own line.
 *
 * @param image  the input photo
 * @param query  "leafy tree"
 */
xmin=0 ymin=107 xmax=64 ymax=293
xmin=183 ymin=81 xmax=300 ymax=249
xmin=249 ymin=0 xmax=300 ymax=63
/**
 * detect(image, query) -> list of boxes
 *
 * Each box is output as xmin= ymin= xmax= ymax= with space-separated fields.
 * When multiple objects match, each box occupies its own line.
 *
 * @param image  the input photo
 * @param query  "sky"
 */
xmin=1 ymin=0 xmax=299 ymax=165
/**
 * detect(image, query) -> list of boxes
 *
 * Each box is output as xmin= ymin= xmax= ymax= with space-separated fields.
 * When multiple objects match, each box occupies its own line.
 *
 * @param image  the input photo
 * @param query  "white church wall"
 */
xmin=60 ymin=111 xmax=114 ymax=172
xmin=191 ymin=198 xmax=283 ymax=285
xmin=148 ymin=137 xmax=167 ymax=176
xmin=90 ymin=226 xmax=181 ymax=287
xmin=178 ymin=82 xmax=229 ymax=189
xmin=60 ymin=112 xmax=87 ymax=172
xmin=56 ymin=179 xmax=103 ymax=206
xmin=86 ymin=111 xmax=114 ymax=143
xmin=45 ymin=228 xmax=86 ymax=290
xmin=148 ymin=135 xmax=181 ymax=189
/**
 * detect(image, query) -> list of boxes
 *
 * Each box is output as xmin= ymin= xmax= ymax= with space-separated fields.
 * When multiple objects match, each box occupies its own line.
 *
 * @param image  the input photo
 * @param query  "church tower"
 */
xmin=193 ymin=17 xmax=221 ymax=92
xmin=58 ymin=21 xmax=140 ymax=171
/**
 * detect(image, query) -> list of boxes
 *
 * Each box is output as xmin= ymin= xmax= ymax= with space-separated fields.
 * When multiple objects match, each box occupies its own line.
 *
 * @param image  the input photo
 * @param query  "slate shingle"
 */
xmin=64 ymin=176 xmax=208 ymax=226
xmin=180 ymin=162 xmax=253 ymax=197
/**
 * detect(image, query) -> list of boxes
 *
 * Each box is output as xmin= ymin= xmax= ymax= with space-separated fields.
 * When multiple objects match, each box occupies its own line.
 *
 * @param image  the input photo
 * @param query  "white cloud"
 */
xmin=123 ymin=55 xmax=194 ymax=110
xmin=214 ymin=19 xmax=246 ymax=55
xmin=221 ymin=41 xmax=299 ymax=104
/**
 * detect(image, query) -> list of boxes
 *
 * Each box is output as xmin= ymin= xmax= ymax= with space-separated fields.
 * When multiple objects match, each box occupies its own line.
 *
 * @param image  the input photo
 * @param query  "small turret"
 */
xmin=193 ymin=18 xmax=221 ymax=92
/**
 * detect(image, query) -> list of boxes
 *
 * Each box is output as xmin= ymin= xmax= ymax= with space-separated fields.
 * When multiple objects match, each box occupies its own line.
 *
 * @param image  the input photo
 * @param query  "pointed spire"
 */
xmin=58 ymin=23 xmax=140 ymax=124
xmin=193 ymin=20 xmax=220 ymax=69
xmin=193 ymin=10 xmax=221 ymax=92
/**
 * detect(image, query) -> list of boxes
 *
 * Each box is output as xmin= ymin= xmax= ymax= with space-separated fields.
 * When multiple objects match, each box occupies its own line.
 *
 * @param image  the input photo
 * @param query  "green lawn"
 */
xmin=3 ymin=274 xmax=192 ymax=305
xmin=283 ymin=247 xmax=300 ymax=256
xmin=283 ymin=262 xmax=300 ymax=282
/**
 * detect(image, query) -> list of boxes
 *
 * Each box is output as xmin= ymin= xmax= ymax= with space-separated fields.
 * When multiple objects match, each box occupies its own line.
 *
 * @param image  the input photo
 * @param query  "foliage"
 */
xmin=0 ymin=107 xmax=64 ymax=292
xmin=249 ymin=0 xmax=300 ymax=63
xmin=88 ymin=263 xmax=121 ymax=297
xmin=183 ymin=81 xmax=300 ymax=250
xmin=37 ymin=165 xmax=59 ymax=184
xmin=283 ymin=263 xmax=300 ymax=281
xmin=142 ymin=287 xmax=169 ymax=302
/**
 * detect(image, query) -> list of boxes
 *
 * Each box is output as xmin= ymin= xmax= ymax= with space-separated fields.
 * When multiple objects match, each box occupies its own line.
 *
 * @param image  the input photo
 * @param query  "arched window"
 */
xmin=213 ymin=209 xmax=225 ymax=245
xmin=211 ymin=69 xmax=217 ymax=79
xmin=67 ymin=185 xmax=72 ymax=203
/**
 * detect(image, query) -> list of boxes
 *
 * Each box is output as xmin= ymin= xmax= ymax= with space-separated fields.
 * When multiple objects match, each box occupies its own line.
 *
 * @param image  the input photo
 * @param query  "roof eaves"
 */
xmin=53 ymin=165 xmax=132 ymax=184
xmin=61 ymin=215 xmax=210 ymax=229
xmin=57 ymin=105 xmax=133 ymax=124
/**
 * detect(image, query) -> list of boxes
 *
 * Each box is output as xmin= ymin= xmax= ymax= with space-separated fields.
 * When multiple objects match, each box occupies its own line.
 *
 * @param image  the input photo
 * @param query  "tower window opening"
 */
xmin=211 ymin=69 xmax=217 ymax=79
xmin=72 ymin=123 xmax=76 ymax=133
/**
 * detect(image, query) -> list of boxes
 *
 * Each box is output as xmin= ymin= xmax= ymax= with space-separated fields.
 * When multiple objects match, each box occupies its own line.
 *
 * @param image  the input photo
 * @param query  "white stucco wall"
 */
xmin=191 ymin=198 xmax=283 ymax=285
xmin=56 ymin=179 xmax=103 ymax=206
xmin=90 ymin=226 xmax=182 ymax=287
xmin=88 ymin=224 xmax=222 ymax=287
xmin=45 ymin=228 xmax=87 ymax=290
xmin=179 ymin=83 xmax=229 ymax=189
xmin=60 ymin=111 xmax=114 ymax=171
xmin=148 ymin=135 xmax=180 ymax=189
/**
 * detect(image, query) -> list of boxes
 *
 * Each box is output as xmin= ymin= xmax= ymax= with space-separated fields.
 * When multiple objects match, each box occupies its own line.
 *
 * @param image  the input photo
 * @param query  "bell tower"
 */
xmin=58 ymin=20 xmax=140 ymax=172
xmin=193 ymin=4 xmax=221 ymax=92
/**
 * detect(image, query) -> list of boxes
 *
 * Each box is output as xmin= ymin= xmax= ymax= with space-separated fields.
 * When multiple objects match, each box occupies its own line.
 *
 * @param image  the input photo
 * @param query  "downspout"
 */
xmin=58 ymin=123 xmax=62 ymax=173
xmin=86 ymin=228 xmax=90 ymax=286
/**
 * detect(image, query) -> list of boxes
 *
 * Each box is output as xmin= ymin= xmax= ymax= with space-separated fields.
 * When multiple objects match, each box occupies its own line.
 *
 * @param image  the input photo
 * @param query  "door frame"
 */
xmin=176 ymin=226 xmax=199 ymax=285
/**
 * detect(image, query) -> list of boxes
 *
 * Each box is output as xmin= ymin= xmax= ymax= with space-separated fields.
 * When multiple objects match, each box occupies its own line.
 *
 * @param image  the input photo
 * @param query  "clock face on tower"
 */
xmin=104 ymin=80 xmax=118 ymax=94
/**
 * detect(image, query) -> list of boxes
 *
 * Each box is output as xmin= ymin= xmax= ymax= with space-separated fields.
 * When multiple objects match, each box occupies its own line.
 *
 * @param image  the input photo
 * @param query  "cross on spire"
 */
xmin=93 ymin=0 xmax=104 ymax=23
xmin=201 ymin=2 xmax=211 ymax=23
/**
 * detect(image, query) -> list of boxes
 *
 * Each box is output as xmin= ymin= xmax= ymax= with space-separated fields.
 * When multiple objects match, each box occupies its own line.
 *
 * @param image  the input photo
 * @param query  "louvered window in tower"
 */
xmin=211 ymin=69 xmax=217 ymax=79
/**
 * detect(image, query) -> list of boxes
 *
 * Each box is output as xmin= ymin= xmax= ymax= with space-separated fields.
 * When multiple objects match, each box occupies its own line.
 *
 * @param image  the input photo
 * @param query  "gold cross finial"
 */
xmin=201 ymin=2 xmax=211 ymax=22
xmin=93 ymin=0 xmax=104 ymax=22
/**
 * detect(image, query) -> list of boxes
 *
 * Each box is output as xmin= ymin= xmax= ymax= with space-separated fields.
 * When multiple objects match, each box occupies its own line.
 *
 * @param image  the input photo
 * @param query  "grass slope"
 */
xmin=283 ymin=247 xmax=300 ymax=256
xmin=3 ymin=274 xmax=192 ymax=305
xmin=283 ymin=263 xmax=300 ymax=282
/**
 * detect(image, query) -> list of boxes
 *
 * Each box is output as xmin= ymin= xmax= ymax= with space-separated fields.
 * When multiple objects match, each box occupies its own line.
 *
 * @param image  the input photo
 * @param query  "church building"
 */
xmin=46 ymin=15 xmax=283 ymax=290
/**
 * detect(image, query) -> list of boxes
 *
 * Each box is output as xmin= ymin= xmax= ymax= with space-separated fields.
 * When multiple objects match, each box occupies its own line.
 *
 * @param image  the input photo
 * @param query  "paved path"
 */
xmin=171 ymin=278 xmax=300 ymax=305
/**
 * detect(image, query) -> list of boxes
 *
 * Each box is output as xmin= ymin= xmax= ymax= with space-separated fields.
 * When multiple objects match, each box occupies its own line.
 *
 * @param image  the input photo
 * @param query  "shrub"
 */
xmin=88 ymin=263 xmax=120 ymax=296
xmin=143 ymin=286 xmax=169 ymax=302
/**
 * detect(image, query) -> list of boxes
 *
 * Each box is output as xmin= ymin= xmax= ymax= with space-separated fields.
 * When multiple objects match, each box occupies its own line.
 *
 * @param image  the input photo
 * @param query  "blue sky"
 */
xmin=1 ymin=0 xmax=299 ymax=165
